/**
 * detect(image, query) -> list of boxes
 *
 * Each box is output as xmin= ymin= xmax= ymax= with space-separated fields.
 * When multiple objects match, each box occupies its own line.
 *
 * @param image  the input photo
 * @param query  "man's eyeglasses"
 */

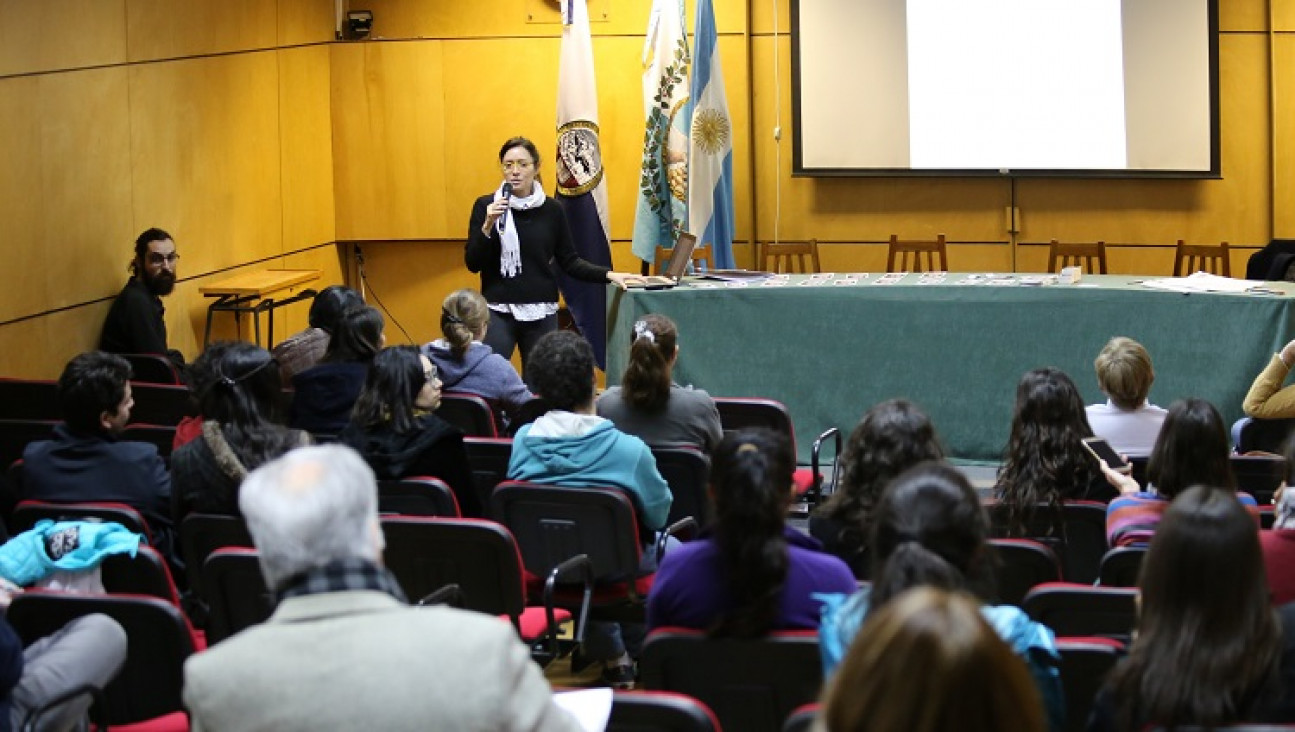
xmin=501 ymin=160 xmax=535 ymax=172
xmin=146 ymin=253 xmax=180 ymax=266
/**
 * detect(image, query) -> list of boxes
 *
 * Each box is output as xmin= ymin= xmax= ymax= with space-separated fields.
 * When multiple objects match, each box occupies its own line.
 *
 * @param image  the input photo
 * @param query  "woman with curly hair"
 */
xmin=993 ymin=368 xmax=1114 ymax=537
xmin=809 ymin=399 xmax=945 ymax=579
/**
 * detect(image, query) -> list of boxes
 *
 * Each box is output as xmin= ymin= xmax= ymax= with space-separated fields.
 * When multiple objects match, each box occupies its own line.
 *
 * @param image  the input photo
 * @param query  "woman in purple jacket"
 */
xmin=646 ymin=428 xmax=856 ymax=636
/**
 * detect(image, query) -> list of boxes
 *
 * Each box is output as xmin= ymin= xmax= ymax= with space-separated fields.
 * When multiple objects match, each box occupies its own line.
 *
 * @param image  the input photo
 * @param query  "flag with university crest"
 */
xmin=555 ymin=0 xmax=614 ymax=368
xmin=630 ymin=0 xmax=691 ymax=267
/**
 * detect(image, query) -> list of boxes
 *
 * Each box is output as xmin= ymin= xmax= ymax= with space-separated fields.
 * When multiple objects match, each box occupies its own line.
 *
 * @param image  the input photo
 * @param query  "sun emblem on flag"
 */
xmin=692 ymin=109 xmax=730 ymax=155
xmin=556 ymin=121 xmax=604 ymax=196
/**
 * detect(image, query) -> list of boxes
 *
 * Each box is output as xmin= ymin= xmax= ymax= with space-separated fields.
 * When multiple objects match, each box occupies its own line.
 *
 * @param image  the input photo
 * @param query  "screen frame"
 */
xmin=789 ymin=0 xmax=1221 ymax=179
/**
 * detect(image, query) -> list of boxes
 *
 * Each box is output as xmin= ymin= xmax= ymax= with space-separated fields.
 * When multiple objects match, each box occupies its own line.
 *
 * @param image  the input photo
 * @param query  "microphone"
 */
xmin=495 ymin=182 xmax=513 ymax=233
xmin=501 ymin=182 xmax=513 ymax=205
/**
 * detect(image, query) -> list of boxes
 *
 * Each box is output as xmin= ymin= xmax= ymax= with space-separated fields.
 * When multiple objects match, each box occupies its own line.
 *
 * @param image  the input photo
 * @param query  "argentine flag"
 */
xmin=686 ymin=0 xmax=736 ymax=269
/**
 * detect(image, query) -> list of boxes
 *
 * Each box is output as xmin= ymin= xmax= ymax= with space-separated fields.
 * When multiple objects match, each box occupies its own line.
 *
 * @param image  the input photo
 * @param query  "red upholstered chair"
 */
xmin=202 ymin=547 xmax=274 ymax=645
xmin=121 ymin=354 xmax=183 ymax=385
xmin=463 ymin=436 xmax=513 ymax=513
xmin=1055 ymin=637 xmax=1125 ymax=732
xmin=607 ymin=690 xmax=723 ymax=732
xmin=0 ymin=420 xmax=58 ymax=477
xmin=435 ymin=392 xmax=498 ymax=437
xmin=0 ymin=379 xmax=61 ymax=421
xmin=651 ymin=445 xmax=712 ymax=529
xmin=179 ymin=513 xmax=253 ymax=609
xmin=1097 ymin=546 xmax=1147 ymax=587
xmin=782 ymin=703 xmax=820 ymax=732
xmin=989 ymin=538 xmax=1063 ymax=607
xmin=712 ymin=398 xmax=839 ymax=509
xmin=379 ymin=516 xmax=574 ymax=665
xmin=641 ymin=628 xmax=822 ymax=732
xmin=11 ymin=500 xmax=155 ymax=546
xmin=376 ymin=477 xmax=460 ymax=518
xmin=1023 ymin=582 xmax=1138 ymax=641
xmin=985 ymin=499 xmax=1110 ymax=585
xmin=127 ymin=383 xmax=199 ymax=427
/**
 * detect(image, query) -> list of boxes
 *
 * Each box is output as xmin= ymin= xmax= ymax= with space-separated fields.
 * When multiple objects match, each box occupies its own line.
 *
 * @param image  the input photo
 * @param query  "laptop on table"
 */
xmin=623 ymin=233 xmax=698 ymax=290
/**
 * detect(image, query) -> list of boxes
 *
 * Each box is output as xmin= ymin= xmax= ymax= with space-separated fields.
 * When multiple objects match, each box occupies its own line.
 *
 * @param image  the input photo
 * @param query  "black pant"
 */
xmin=483 ymin=309 xmax=557 ymax=378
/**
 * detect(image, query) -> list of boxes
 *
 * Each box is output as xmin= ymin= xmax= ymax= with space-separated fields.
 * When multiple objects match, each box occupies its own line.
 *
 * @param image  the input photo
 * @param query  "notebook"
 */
xmin=623 ymin=233 xmax=698 ymax=290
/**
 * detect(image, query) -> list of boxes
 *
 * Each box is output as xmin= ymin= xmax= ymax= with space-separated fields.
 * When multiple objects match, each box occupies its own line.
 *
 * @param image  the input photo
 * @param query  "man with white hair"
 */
xmin=182 ymin=445 xmax=581 ymax=732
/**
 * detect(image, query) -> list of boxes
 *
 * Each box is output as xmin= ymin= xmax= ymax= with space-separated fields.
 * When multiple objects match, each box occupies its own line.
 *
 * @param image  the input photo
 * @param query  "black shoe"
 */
xmin=601 ymin=661 xmax=636 ymax=690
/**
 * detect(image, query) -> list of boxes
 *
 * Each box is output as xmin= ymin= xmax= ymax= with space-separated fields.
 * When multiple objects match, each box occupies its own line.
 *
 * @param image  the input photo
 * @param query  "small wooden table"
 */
xmin=200 ymin=269 xmax=321 ymax=347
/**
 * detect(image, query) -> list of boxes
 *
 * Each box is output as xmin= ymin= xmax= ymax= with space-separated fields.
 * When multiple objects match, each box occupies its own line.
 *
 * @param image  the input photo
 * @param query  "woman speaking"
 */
xmin=465 ymin=136 xmax=633 ymax=370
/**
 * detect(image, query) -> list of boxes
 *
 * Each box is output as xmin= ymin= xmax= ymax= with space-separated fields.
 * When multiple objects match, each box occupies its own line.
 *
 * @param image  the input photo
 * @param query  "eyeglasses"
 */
xmin=501 ymin=160 xmax=535 ymax=172
xmin=424 ymin=367 xmax=438 ymax=382
xmin=146 ymin=253 xmax=180 ymax=266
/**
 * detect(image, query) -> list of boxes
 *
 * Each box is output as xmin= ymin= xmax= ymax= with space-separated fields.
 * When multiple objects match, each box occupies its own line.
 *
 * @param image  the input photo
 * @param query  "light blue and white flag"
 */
xmin=630 ymin=0 xmax=691 ymax=267
xmin=686 ymin=0 xmax=736 ymax=269
xmin=555 ymin=0 xmax=613 ymax=368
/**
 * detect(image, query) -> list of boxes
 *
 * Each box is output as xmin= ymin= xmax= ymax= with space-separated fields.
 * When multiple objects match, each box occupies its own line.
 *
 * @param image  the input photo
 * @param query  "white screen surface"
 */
xmin=793 ymin=0 xmax=1216 ymax=176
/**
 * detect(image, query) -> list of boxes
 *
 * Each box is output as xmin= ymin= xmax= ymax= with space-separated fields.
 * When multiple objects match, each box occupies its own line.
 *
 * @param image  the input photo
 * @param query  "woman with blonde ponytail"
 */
xmin=422 ymin=289 xmax=532 ymax=426
xmin=646 ymin=429 xmax=855 ymax=636
xmin=596 ymin=314 xmax=722 ymax=452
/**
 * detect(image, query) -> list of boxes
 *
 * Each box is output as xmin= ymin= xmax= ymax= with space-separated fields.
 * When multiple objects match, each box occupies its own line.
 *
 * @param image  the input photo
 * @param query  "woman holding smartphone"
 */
xmin=464 ymin=136 xmax=635 ymax=370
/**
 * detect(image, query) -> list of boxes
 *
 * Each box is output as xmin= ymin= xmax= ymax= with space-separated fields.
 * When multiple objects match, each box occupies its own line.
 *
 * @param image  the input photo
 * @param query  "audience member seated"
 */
xmin=1088 ymin=486 xmax=1295 ymax=730
xmin=1102 ymin=398 xmax=1256 ymax=547
xmin=171 ymin=342 xmax=309 ymax=517
xmin=818 ymin=587 xmax=1047 ymax=732
xmin=423 ymin=289 xmax=533 ymax=429
xmin=99 ymin=227 xmax=186 ymax=369
xmin=1244 ymin=338 xmax=1295 ymax=419
xmin=809 ymin=399 xmax=945 ymax=579
xmin=819 ymin=462 xmax=1063 ymax=731
xmin=289 ymin=305 xmax=384 ymax=435
xmin=182 ymin=445 xmax=581 ymax=731
xmin=1084 ymin=337 xmax=1167 ymax=457
xmin=1263 ymin=439 xmax=1295 ymax=605
xmin=0 ymin=598 xmax=127 ymax=732
xmin=596 ymin=314 xmax=723 ymax=453
xmin=646 ymin=428 xmax=855 ymax=634
xmin=994 ymin=368 xmax=1115 ymax=538
xmin=271 ymin=285 xmax=363 ymax=382
xmin=22 ymin=351 xmax=172 ymax=535
xmin=341 ymin=346 xmax=478 ymax=517
xmin=508 ymin=330 xmax=672 ymax=688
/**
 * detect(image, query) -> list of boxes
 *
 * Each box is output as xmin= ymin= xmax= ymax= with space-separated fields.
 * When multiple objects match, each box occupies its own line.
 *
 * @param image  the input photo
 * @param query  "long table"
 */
xmin=606 ymin=274 xmax=1295 ymax=463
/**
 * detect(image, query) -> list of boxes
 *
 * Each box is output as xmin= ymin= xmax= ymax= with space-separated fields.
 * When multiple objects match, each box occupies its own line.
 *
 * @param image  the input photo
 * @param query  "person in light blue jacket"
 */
xmin=817 ymin=462 xmax=1065 ymax=732
xmin=507 ymin=330 xmax=672 ymax=689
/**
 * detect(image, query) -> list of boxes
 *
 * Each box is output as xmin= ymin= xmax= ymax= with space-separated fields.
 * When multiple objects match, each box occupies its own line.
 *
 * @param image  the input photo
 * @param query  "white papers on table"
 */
xmin=553 ymin=688 xmax=613 ymax=732
xmin=1141 ymin=272 xmax=1265 ymax=294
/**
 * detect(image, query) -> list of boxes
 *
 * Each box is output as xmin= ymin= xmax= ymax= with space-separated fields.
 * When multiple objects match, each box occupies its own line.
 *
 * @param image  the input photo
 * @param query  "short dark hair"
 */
xmin=324 ymin=306 xmax=384 ymax=364
xmin=134 ymin=228 xmax=173 ymax=260
xmin=352 ymin=346 xmax=427 ymax=434
xmin=525 ymin=331 xmax=594 ymax=411
xmin=308 ymin=286 xmax=363 ymax=332
xmin=498 ymin=136 xmax=541 ymax=167
xmin=1146 ymin=398 xmax=1235 ymax=498
xmin=58 ymin=351 xmax=132 ymax=432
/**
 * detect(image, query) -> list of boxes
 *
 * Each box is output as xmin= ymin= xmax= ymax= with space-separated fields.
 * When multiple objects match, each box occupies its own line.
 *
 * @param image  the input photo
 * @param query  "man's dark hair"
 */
xmin=58 ymin=351 xmax=132 ymax=433
xmin=134 ymin=228 xmax=173 ymax=260
xmin=525 ymin=331 xmax=594 ymax=411
xmin=308 ymin=286 xmax=363 ymax=332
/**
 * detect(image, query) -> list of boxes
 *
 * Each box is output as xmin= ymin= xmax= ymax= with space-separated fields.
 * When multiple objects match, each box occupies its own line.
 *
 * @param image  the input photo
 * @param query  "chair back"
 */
xmin=492 ymin=482 xmax=642 ymax=582
xmin=651 ymin=445 xmax=712 ymax=528
xmin=761 ymin=240 xmax=821 ymax=274
xmin=436 ymin=392 xmax=498 ymax=437
xmin=464 ymin=437 xmax=513 ymax=513
xmin=0 ymin=379 xmax=60 ymax=421
xmin=120 ymin=424 xmax=178 ymax=458
xmin=381 ymin=517 xmax=525 ymax=619
xmin=1048 ymin=240 xmax=1107 ymax=274
xmin=1234 ymin=416 xmax=1295 ymax=454
xmin=714 ymin=398 xmax=797 ymax=446
xmin=0 ymin=419 xmax=58 ymax=473
xmin=990 ymin=538 xmax=1063 ymax=607
xmin=377 ymin=477 xmax=460 ymax=517
xmin=122 ymin=354 xmax=182 ymax=385
xmin=1056 ymin=637 xmax=1124 ymax=732
xmin=7 ymin=592 xmax=194 ymax=725
xmin=10 ymin=500 xmax=153 ymax=543
xmin=886 ymin=234 xmax=948 ymax=273
xmin=782 ymin=704 xmax=820 ymax=732
xmin=1097 ymin=546 xmax=1146 ymax=587
xmin=128 ymin=383 xmax=198 ymax=426
xmin=641 ymin=628 xmax=823 ymax=732
xmin=1023 ymin=583 xmax=1138 ymax=640
xmin=1174 ymin=239 xmax=1231 ymax=276
xmin=986 ymin=500 xmax=1109 ymax=584
xmin=203 ymin=547 xmax=275 ymax=645
xmin=101 ymin=545 xmax=182 ymax=606
xmin=608 ymin=691 xmax=723 ymax=732
xmin=655 ymin=243 xmax=713 ymax=274
xmin=1232 ymin=454 xmax=1286 ymax=505
xmin=180 ymin=513 xmax=254 ymax=603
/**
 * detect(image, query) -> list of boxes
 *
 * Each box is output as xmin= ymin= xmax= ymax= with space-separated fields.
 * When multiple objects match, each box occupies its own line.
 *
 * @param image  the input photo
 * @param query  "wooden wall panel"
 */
xmin=330 ymin=42 xmax=448 ymax=239
xmin=0 ymin=0 xmax=127 ymax=76
xmin=0 ymin=68 xmax=134 ymax=323
xmin=356 ymin=0 xmax=739 ymax=40
xmin=1278 ymin=0 xmax=1295 ymax=31
xmin=1276 ymin=36 xmax=1295 ymax=237
xmin=271 ymin=246 xmax=349 ymax=340
xmin=129 ymin=53 xmax=285 ymax=275
xmin=277 ymin=0 xmax=336 ymax=47
xmin=351 ymin=242 xmax=480 ymax=348
xmin=126 ymin=0 xmax=278 ymax=61
xmin=0 ymin=303 xmax=113 ymax=380
xmin=279 ymin=46 xmax=337 ymax=250
xmin=1223 ymin=0 xmax=1269 ymax=32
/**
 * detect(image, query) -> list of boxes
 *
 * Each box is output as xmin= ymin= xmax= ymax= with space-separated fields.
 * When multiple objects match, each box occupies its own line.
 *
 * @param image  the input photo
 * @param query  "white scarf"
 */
xmin=496 ymin=181 xmax=547 ymax=278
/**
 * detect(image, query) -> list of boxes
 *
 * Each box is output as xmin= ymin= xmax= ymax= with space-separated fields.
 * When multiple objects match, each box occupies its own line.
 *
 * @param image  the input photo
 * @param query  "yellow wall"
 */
xmin=2 ymin=0 xmax=1293 ymax=377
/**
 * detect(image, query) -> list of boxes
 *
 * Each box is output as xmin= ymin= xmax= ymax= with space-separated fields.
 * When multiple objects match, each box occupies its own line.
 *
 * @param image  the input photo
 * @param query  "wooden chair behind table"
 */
xmin=655 ymin=244 xmax=713 ymax=274
xmin=1048 ymin=240 xmax=1108 ymax=274
xmin=1173 ymin=239 xmax=1230 ymax=276
xmin=761 ymin=240 xmax=821 ymax=274
xmin=886 ymin=234 xmax=948 ymax=273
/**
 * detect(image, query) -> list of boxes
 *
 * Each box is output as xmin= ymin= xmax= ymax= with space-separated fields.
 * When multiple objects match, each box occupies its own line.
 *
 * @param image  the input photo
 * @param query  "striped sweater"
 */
xmin=1106 ymin=490 xmax=1260 ymax=547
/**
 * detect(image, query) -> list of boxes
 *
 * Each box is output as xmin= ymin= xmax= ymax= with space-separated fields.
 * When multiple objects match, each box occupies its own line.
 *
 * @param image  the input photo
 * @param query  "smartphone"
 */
xmin=1081 ymin=437 xmax=1130 ymax=474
